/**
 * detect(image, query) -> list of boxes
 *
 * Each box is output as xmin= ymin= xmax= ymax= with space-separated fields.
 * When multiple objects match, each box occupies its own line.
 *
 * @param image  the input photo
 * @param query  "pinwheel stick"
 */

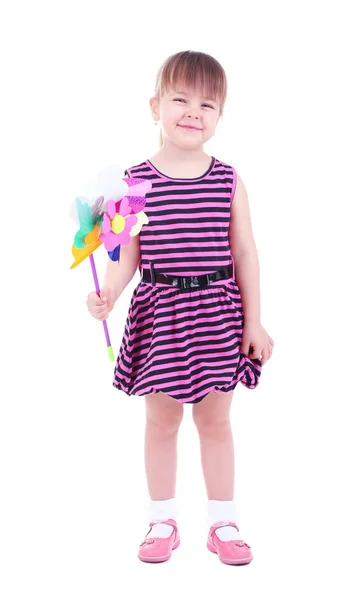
xmin=89 ymin=253 xmax=114 ymax=362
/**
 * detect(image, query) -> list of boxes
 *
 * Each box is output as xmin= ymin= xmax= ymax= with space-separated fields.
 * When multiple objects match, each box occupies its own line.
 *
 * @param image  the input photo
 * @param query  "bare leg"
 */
xmin=192 ymin=390 xmax=235 ymax=499
xmin=145 ymin=391 xmax=184 ymax=499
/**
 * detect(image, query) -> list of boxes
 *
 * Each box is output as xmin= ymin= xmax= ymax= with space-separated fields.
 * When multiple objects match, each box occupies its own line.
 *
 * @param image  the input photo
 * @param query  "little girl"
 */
xmin=87 ymin=50 xmax=274 ymax=565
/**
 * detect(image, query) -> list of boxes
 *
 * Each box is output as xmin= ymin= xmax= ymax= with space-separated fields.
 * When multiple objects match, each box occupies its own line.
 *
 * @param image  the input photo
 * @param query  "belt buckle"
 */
xmin=182 ymin=276 xmax=200 ymax=289
xmin=149 ymin=262 xmax=156 ymax=285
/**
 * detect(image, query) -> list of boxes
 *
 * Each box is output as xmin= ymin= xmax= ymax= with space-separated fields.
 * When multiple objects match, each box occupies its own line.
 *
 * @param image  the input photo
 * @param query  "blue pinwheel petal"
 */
xmin=108 ymin=245 xmax=121 ymax=261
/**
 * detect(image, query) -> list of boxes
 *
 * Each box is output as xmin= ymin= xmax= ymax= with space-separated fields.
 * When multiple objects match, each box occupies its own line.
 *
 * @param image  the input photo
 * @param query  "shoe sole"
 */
xmin=207 ymin=541 xmax=253 ymax=565
xmin=138 ymin=538 xmax=180 ymax=563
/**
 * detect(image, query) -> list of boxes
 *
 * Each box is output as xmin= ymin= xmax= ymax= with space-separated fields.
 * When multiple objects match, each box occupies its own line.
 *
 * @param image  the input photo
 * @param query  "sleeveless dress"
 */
xmin=112 ymin=157 xmax=262 ymax=404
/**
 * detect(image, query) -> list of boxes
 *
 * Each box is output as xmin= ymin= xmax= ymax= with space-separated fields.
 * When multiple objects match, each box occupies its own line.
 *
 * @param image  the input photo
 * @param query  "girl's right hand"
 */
xmin=86 ymin=289 xmax=115 ymax=320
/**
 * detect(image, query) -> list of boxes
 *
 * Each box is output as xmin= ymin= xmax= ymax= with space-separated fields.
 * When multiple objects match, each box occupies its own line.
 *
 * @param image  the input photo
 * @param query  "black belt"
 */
xmin=141 ymin=264 xmax=233 ymax=289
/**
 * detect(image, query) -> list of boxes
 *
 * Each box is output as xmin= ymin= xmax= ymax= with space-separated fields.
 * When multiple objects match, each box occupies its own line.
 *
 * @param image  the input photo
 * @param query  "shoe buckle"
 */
xmin=140 ymin=538 xmax=154 ymax=546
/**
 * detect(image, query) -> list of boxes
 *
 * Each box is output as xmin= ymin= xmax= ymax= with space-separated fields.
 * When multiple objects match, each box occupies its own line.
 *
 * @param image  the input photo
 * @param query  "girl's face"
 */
xmin=151 ymin=85 xmax=221 ymax=148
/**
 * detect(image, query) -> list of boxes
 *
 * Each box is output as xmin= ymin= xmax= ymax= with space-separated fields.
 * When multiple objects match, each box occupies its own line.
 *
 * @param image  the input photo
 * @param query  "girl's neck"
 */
xmin=149 ymin=143 xmax=211 ymax=178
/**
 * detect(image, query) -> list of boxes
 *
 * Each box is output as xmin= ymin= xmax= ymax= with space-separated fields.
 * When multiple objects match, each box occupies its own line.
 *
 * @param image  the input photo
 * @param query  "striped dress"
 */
xmin=113 ymin=156 xmax=262 ymax=404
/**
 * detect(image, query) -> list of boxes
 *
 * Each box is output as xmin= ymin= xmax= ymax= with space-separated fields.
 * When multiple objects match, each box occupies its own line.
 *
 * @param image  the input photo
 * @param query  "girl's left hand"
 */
xmin=241 ymin=320 xmax=274 ymax=366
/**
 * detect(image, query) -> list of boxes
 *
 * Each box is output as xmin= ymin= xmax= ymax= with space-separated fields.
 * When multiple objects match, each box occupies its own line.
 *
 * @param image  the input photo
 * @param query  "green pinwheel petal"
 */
xmin=73 ymin=197 xmax=104 ymax=249
xmin=73 ymin=198 xmax=97 ymax=248
xmin=74 ymin=229 xmax=86 ymax=248
xmin=76 ymin=197 xmax=95 ymax=233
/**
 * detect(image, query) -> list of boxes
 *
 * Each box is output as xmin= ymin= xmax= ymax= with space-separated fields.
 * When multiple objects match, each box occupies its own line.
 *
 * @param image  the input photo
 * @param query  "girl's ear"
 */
xmin=149 ymin=96 xmax=160 ymax=122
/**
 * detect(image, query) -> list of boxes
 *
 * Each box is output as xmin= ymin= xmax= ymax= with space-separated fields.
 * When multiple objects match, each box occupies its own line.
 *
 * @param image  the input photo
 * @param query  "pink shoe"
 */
xmin=207 ymin=520 xmax=253 ymax=565
xmin=138 ymin=519 xmax=180 ymax=563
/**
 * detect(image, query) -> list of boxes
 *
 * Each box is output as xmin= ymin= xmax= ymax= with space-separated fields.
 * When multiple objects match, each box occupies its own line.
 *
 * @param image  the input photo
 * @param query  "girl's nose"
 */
xmin=186 ymin=110 xmax=200 ymax=119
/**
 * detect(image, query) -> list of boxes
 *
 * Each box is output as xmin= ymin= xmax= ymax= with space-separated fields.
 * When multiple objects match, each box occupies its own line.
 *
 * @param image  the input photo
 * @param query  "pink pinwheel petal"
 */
xmin=99 ymin=230 xmax=121 ymax=251
xmin=125 ymin=215 xmax=138 ymax=230
xmin=107 ymin=200 xmax=116 ymax=219
xmin=124 ymin=178 xmax=152 ymax=196
xmin=116 ymin=230 xmax=131 ymax=246
xmin=102 ymin=212 xmax=112 ymax=234
xmin=127 ymin=195 xmax=146 ymax=214
xmin=119 ymin=196 xmax=131 ymax=217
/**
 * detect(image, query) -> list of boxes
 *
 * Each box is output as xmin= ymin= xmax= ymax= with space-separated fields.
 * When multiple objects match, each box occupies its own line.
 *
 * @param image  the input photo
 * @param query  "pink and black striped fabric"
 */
xmin=113 ymin=157 xmax=262 ymax=404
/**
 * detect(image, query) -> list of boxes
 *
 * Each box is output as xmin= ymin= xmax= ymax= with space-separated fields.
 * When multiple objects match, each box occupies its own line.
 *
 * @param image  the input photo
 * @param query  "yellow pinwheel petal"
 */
xmin=84 ymin=222 xmax=101 ymax=245
xmin=129 ymin=211 xmax=149 ymax=236
xmin=70 ymin=239 xmax=102 ymax=269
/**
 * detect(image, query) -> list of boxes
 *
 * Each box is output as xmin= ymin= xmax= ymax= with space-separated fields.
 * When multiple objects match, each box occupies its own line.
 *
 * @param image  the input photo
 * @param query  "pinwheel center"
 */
xmin=111 ymin=214 xmax=125 ymax=234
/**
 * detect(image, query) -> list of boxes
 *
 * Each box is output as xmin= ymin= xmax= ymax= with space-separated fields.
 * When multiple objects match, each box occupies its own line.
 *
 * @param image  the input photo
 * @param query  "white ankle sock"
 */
xmin=207 ymin=500 xmax=243 ymax=541
xmin=147 ymin=498 xmax=178 ymax=539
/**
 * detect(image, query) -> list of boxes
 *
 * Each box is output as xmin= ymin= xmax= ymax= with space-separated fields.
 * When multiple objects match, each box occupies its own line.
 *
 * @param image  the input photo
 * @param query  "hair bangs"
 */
xmin=156 ymin=51 xmax=227 ymax=112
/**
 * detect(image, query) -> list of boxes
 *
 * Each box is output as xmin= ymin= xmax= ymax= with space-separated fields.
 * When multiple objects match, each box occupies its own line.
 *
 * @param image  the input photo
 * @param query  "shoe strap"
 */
xmin=211 ymin=520 xmax=239 ymax=532
xmin=143 ymin=518 xmax=177 ymax=541
xmin=210 ymin=521 xmax=249 ymax=546
xmin=149 ymin=518 xmax=177 ymax=529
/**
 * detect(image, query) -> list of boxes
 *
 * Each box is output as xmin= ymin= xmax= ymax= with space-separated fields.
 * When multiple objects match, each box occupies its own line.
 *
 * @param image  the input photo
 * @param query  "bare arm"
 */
xmin=102 ymin=233 xmax=141 ymax=302
xmin=229 ymin=172 xmax=261 ymax=323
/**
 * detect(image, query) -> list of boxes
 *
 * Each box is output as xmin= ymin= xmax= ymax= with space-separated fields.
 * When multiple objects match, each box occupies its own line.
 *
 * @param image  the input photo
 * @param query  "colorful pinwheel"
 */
xmin=70 ymin=166 xmax=151 ymax=360
xmin=100 ymin=198 xmax=138 ymax=251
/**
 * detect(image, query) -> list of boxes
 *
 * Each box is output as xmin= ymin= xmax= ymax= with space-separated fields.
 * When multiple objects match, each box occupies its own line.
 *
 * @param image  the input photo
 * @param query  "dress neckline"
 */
xmin=146 ymin=156 xmax=216 ymax=181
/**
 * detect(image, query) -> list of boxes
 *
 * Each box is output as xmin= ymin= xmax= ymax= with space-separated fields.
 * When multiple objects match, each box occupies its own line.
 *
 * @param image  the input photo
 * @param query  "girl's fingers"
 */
xmin=89 ymin=305 xmax=108 ymax=318
xmin=93 ymin=301 xmax=107 ymax=311
xmin=96 ymin=311 xmax=108 ymax=319
xmin=88 ymin=296 xmax=112 ymax=319
xmin=251 ymin=349 xmax=262 ymax=360
xmin=87 ymin=300 xmax=105 ymax=310
xmin=261 ymin=344 xmax=273 ymax=365
xmin=261 ymin=348 xmax=266 ymax=365
xmin=96 ymin=310 xmax=109 ymax=320
xmin=93 ymin=312 xmax=108 ymax=321
xmin=96 ymin=306 xmax=111 ymax=319
xmin=87 ymin=293 xmax=105 ymax=306
xmin=94 ymin=298 xmax=106 ymax=306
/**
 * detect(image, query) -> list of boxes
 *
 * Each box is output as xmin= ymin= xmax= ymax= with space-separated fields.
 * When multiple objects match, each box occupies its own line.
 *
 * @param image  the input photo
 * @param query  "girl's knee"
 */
xmin=192 ymin=390 xmax=233 ymax=435
xmin=145 ymin=392 xmax=184 ymax=434
xmin=192 ymin=412 xmax=231 ymax=436
xmin=192 ymin=400 xmax=232 ymax=436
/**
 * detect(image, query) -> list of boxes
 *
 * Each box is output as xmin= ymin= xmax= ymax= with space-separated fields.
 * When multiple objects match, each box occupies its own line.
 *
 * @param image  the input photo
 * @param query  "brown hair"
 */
xmin=153 ymin=50 xmax=227 ymax=146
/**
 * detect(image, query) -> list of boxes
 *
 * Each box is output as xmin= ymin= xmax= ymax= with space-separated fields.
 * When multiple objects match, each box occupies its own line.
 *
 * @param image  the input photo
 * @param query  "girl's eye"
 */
xmin=174 ymin=98 xmax=214 ymax=109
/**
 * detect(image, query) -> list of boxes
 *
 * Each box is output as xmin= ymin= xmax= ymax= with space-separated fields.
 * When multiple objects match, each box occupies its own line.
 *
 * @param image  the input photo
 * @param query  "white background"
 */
xmin=1 ymin=0 xmax=356 ymax=598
